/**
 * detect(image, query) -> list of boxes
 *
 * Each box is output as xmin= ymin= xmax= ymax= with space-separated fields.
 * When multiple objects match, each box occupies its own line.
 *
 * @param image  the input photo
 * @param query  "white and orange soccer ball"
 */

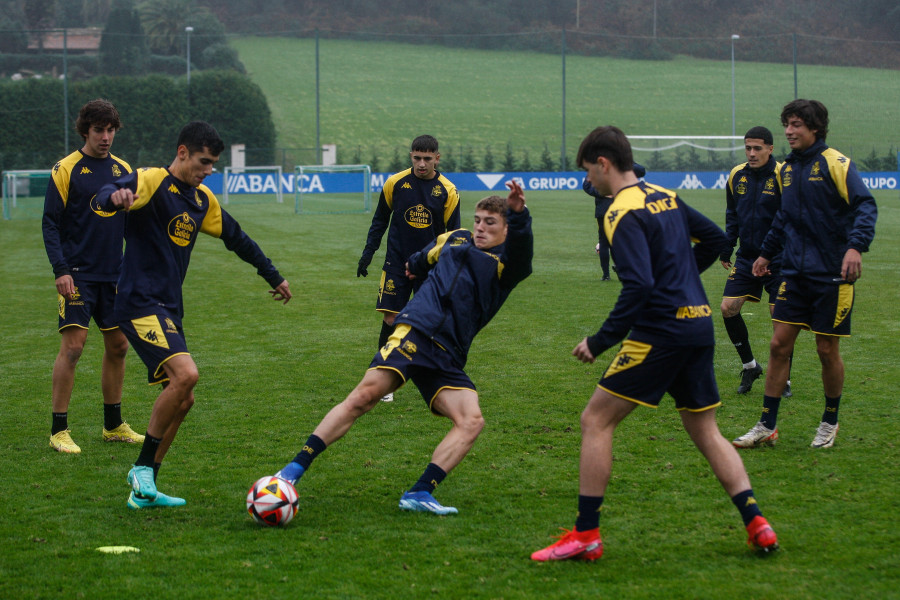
xmin=246 ymin=476 xmax=299 ymax=526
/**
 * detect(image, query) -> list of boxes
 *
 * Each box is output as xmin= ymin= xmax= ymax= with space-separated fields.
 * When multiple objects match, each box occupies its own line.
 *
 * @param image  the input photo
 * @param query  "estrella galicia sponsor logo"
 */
xmin=89 ymin=194 xmax=118 ymax=217
xmin=168 ymin=212 xmax=196 ymax=247
xmin=405 ymin=204 xmax=433 ymax=229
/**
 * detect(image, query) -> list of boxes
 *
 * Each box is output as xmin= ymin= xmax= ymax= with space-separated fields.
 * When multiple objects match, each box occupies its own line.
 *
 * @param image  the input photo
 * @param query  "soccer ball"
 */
xmin=246 ymin=476 xmax=299 ymax=527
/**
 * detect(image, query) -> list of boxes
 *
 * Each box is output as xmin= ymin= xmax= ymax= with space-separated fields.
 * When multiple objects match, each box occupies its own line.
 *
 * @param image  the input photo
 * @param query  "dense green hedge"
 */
xmin=0 ymin=69 xmax=275 ymax=172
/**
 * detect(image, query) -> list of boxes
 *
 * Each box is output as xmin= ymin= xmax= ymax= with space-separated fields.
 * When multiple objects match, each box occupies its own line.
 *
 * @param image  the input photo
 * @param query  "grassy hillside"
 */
xmin=230 ymin=36 xmax=899 ymax=167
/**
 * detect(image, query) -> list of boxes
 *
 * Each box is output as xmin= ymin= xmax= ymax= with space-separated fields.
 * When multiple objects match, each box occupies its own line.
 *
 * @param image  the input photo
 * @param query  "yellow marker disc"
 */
xmin=96 ymin=546 xmax=141 ymax=554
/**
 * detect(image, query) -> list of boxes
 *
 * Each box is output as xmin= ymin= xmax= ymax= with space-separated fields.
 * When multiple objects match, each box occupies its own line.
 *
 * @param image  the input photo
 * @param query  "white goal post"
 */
xmin=294 ymin=164 xmax=372 ymax=215
xmin=2 ymin=169 xmax=52 ymax=220
xmin=222 ymin=165 xmax=284 ymax=205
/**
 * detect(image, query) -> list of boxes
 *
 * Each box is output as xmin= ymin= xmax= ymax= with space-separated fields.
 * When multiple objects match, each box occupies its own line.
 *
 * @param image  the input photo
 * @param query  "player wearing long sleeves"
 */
xmin=41 ymin=99 xmax=144 ymax=455
xmin=735 ymin=100 xmax=877 ymax=451
xmin=718 ymin=127 xmax=790 ymax=396
xmin=584 ymin=163 xmax=645 ymax=281
xmin=356 ymin=135 xmax=460 ymax=401
xmin=274 ymin=182 xmax=532 ymax=516
xmin=98 ymin=121 xmax=292 ymax=510
xmin=533 ymin=126 xmax=777 ymax=562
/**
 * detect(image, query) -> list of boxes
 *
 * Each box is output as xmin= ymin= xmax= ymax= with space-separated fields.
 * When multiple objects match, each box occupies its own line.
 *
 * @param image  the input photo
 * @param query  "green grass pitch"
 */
xmin=1 ymin=189 xmax=897 ymax=599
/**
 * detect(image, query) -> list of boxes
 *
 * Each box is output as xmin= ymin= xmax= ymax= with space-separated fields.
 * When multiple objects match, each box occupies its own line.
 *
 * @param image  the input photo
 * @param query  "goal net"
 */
xmin=222 ymin=165 xmax=285 ymax=205
xmin=2 ymin=169 xmax=51 ymax=220
xmin=294 ymin=164 xmax=372 ymax=215
xmin=628 ymin=136 xmax=744 ymax=171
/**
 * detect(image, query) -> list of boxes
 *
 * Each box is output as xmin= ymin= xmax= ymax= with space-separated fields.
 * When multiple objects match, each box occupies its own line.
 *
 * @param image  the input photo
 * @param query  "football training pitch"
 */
xmin=1 ymin=190 xmax=897 ymax=599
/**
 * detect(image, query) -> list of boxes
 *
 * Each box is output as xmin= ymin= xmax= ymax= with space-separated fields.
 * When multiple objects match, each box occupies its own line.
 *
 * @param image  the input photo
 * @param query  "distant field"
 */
xmin=230 ymin=36 xmax=900 ymax=165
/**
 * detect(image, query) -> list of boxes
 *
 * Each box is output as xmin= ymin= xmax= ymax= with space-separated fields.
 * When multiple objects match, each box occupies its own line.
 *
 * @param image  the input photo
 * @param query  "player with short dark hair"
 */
xmin=532 ymin=126 xmax=778 ymax=561
xmin=42 ymin=98 xmax=144 ymax=454
xmin=356 ymin=135 xmax=460 ymax=402
xmin=735 ymin=99 xmax=877 ymax=450
xmin=97 ymin=121 xmax=292 ymax=509
xmin=274 ymin=181 xmax=532 ymax=516
xmin=719 ymin=126 xmax=793 ymax=396
xmin=584 ymin=163 xmax=645 ymax=281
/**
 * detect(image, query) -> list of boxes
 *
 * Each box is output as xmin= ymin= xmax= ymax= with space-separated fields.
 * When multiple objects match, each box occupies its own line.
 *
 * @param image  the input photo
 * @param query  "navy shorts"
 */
xmin=598 ymin=340 xmax=721 ymax=412
xmin=771 ymin=276 xmax=853 ymax=336
xmin=376 ymin=270 xmax=421 ymax=315
xmin=118 ymin=310 xmax=190 ymax=384
xmin=722 ymin=257 xmax=781 ymax=304
xmin=57 ymin=278 xmax=119 ymax=332
xmin=368 ymin=324 xmax=475 ymax=412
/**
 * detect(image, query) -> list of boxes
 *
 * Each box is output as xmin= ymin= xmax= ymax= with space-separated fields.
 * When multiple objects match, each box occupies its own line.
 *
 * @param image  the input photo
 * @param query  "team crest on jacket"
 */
xmin=168 ymin=212 xmax=196 ymax=247
xmin=431 ymin=185 xmax=443 ymax=197
xmin=112 ymin=164 xmax=122 ymax=177
xmin=405 ymin=204 xmax=433 ymax=229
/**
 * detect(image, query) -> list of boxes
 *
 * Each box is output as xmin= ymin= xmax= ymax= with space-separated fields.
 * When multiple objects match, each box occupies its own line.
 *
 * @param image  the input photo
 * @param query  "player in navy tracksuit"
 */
xmin=42 ymin=99 xmax=144 ymax=454
xmin=584 ymin=163 xmax=645 ymax=281
xmin=719 ymin=126 xmax=792 ymax=396
xmin=734 ymin=100 xmax=877 ymax=450
xmin=356 ymin=135 xmax=460 ymax=402
xmin=275 ymin=181 xmax=532 ymax=516
xmin=533 ymin=126 xmax=778 ymax=562
xmin=97 ymin=121 xmax=292 ymax=510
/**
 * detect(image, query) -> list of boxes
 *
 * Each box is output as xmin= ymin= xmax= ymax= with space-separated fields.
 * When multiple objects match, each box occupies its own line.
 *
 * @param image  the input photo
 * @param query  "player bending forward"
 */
xmin=532 ymin=126 xmax=777 ymax=562
xmin=274 ymin=181 xmax=532 ymax=515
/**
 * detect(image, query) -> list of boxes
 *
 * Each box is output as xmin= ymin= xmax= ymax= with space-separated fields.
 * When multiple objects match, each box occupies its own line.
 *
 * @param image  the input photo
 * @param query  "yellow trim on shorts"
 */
xmin=150 ymin=352 xmax=191 ymax=386
xmin=58 ymin=323 xmax=89 ymax=332
xmin=428 ymin=385 xmax=477 ymax=414
xmin=722 ymin=294 xmax=761 ymax=302
xmin=368 ymin=364 xmax=407 ymax=383
xmin=677 ymin=402 xmax=722 ymax=413
xmin=597 ymin=384 xmax=657 ymax=409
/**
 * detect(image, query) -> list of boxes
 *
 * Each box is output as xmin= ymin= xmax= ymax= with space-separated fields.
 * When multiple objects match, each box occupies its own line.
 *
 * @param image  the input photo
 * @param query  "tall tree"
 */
xmin=138 ymin=0 xmax=194 ymax=55
xmin=99 ymin=0 xmax=149 ymax=75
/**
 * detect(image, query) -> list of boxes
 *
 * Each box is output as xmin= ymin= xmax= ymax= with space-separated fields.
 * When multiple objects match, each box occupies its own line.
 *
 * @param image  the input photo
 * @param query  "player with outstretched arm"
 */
xmin=274 ymin=180 xmax=531 ymax=515
xmin=97 ymin=121 xmax=292 ymax=510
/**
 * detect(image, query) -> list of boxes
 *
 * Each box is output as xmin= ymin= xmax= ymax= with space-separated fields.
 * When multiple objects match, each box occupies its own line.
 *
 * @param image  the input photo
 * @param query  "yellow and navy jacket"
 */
xmin=42 ymin=149 xmax=132 ymax=281
xmin=96 ymin=167 xmax=284 ymax=320
xmin=586 ymin=183 xmax=728 ymax=357
xmin=723 ymin=155 xmax=783 ymax=265
xmin=361 ymin=169 xmax=460 ymax=273
xmin=398 ymin=208 xmax=532 ymax=368
xmin=760 ymin=140 xmax=877 ymax=283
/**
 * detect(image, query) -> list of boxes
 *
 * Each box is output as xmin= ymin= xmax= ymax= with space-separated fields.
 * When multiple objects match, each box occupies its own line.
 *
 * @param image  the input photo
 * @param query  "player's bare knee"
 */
xmin=721 ymin=298 xmax=741 ymax=317
xmin=105 ymin=335 xmax=129 ymax=360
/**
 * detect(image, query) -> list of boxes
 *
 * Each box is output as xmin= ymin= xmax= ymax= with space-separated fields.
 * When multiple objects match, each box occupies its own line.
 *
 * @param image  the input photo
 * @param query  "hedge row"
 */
xmin=0 ymin=69 xmax=275 ymax=172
